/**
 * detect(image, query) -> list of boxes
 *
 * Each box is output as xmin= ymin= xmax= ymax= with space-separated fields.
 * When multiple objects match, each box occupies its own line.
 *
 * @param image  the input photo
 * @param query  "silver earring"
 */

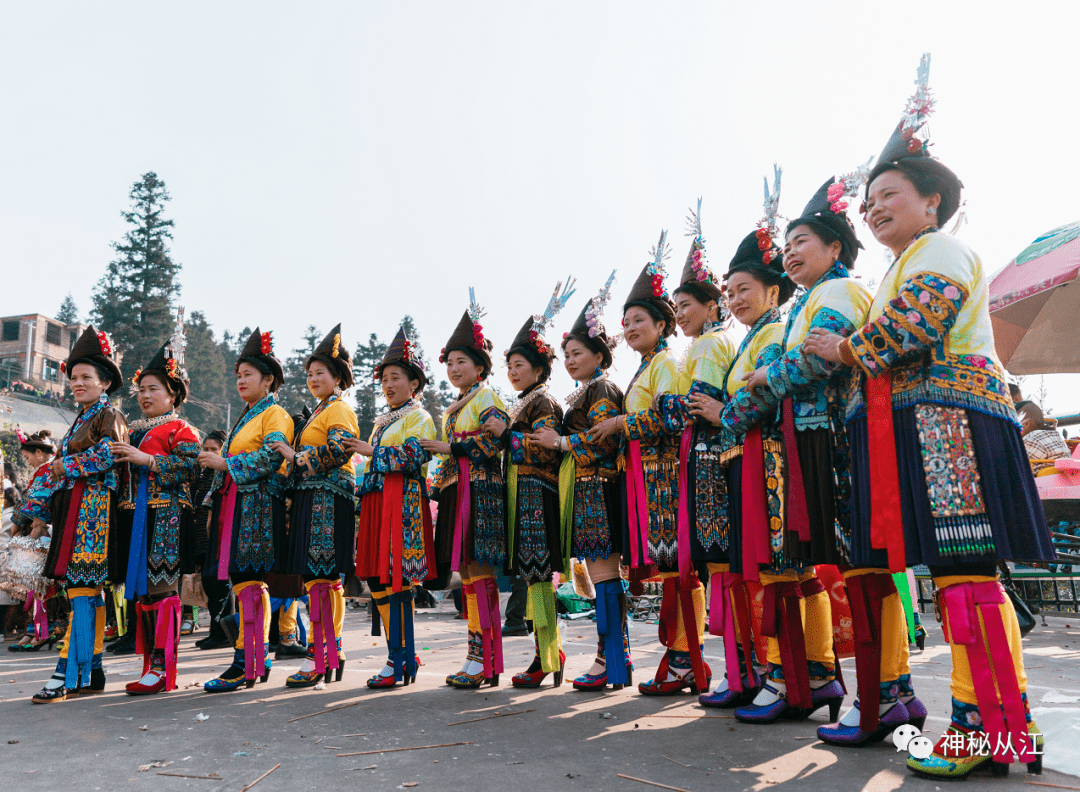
xmin=334 ymin=385 xmax=343 ymax=397
xmin=927 ymin=207 xmax=936 ymax=215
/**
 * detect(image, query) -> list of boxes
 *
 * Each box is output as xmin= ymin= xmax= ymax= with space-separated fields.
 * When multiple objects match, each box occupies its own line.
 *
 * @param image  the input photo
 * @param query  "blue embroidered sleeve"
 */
xmin=846 ymin=273 xmax=967 ymax=378
xmin=510 ymin=413 xmax=561 ymax=466
xmin=371 ymin=437 xmax=431 ymax=476
xmin=227 ymin=431 xmax=288 ymax=485
xmin=720 ymin=342 xmax=784 ymax=435
xmin=764 ymin=308 xmax=858 ymax=403
xmin=624 ymin=407 xmax=668 ymax=443
xmin=19 ymin=472 xmax=55 ymax=523
xmin=297 ymin=427 xmax=356 ymax=477
xmin=567 ymin=398 xmax=621 ymax=468
xmin=455 ymin=406 xmax=507 ymax=465
xmin=155 ymin=441 xmax=201 ymax=488
xmin=658 ymin=394 xmax=690 ymax=433
xmin=60 ymin=439 xmax=117 ymax=479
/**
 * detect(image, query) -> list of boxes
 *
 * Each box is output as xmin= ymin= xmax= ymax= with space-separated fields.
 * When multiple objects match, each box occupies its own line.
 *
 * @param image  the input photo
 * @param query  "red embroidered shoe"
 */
xmin=512 ymin=651 xmax=566 ymax=688
xmin=638 ymin=652 xmax=712 ymax=696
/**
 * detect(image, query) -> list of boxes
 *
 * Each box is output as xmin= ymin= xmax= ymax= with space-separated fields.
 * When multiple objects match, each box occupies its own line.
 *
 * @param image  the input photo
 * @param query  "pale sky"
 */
xmin=2 ymin=2 xmax=1079 ymax=413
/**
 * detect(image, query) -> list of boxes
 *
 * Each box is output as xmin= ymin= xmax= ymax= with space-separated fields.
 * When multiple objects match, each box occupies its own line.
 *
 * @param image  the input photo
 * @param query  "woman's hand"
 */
xmin=49 ymin=459 xmax=65 ymax=480
xmin=687 ymin=393 xmax=724 ymax=425
xmin=343 ymin=438 xmax=375 ymax=457
xmin=802 ymin=328 xmax=846 ymax=364
xmin=111 ymin=442 xmax=153 ymax=467
xmin=587 ymin=416 xmax=624 ymax=443
xmin=197 ymin=452 xmax=228 ymax=472
xmin=269 ymin=441 xmax=296 ymax=463
xmin=743 ymin=367 xmax=771 ymax=399
xmin=483 ymin=416 xmax=507 ymax=438
xmin=419 ymin=439 xmax=452 ymax=455
xmin=29 ymin=519 xmax=48 ymax=540
xmin=528 ymin=426 xmax=561 ymax=450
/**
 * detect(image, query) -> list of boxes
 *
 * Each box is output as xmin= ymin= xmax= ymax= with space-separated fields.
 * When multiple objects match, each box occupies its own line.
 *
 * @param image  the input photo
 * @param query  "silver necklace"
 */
xmin=508 ymin=384 xmax=549 ymax=422
xmin=565 ymin=372 xmax=608 ymax=409
xmin=128 ymin=411 xmax=178 ymax=434
xmin=373 ymin=399 xmax=419 ymax=430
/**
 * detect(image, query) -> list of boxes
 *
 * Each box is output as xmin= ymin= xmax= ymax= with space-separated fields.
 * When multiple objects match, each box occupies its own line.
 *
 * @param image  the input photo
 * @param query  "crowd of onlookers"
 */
xmin=0 ymin=380 xmax=70 ymax=406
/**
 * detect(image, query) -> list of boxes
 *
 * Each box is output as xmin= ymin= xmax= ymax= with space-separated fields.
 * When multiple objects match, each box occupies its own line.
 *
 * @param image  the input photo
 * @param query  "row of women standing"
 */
xmin=21 ymin=55 xmax=1053 ymax=782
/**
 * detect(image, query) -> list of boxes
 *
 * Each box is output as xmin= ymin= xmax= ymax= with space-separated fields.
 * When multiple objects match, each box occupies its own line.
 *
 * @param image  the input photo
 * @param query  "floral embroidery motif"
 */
xmin=513 ymin=476 xmax=556 ymax=582
xmin=571 ymin=475 xmax=614 ymax=562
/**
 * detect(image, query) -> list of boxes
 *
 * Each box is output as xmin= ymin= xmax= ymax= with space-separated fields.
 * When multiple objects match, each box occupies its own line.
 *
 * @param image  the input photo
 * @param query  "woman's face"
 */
xmin=622 ymin=306 xmax=664 ymax=354
xmin=725 ymin=271 xmax=778 ymax=328
xmin=380 ymin=364 xmax=419 ymax=409
xmin=201 ymin=438 xmax=223 ymax=455
xmin=783 ymin=224 xmax=842 ymax=288
xmin=446 ymin=350 xmax=482 ymax=391
xmin=865 ymin=169 xmax=940 ymax=256
xmin=674 ymin=291 xmax=716 ymax=339
xmin=137 ymin=373 xmax=175 ymax=418
xmin=506 ymin=352 xmax=542 ymax=393
xmin=306 ymin=360 xmax=339 ymax=401
xmin=562 ymin=338 xmax=604 ymax=382
xmin=21 ymin=448 xmax=51 ymax=467
xmin=69 ymin=362 xmax=108 ymax=406
xmin=236 ymin=361 xmax=273 ymax=405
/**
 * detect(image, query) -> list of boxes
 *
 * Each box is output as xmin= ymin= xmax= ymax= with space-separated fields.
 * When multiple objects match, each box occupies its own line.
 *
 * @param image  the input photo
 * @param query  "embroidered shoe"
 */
xmin=512 ymin=651 xmax=566 ymax=689
xmin=699 ymin=675 xmax=762 ymax=709
xmin=638 ymin=652 xmax=711 ymax=696
xmin=817 ymin=699 xmax=910 ymax=746
xmin=126 ymin=657 xmax=167 ymax=695
xmin=906 ymin=723 xmax=1044 ymax=780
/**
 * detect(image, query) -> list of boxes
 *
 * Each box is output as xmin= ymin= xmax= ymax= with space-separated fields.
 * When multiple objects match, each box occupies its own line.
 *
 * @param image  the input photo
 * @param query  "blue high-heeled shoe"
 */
xmin=204 ymin=649 xmax=272 ymax=692
xmin=817 ymin=699 xmax=910 ymax=746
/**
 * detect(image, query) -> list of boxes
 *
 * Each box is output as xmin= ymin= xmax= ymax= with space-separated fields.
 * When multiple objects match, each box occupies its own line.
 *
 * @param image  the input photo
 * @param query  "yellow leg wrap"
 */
xmin=278 ymin=599 xmax=299 ymax=637
xmin=759 ymin=571 xmax=801 ymax=666
xmin=658 ymin=572 xmax=707 ymax=652
xmin=233 ymin=581 xmax=271 ymax=652
xmin=846 ymin=567 xmax=910 ymax=681
xmin=934 ymin=574 xmax=1028 ymax=706
xmin=527 ymin=582 xmax=561 ymax=672
xmin=800 ymin=569 xmax=834 ymax=666
xmin=464 ymin=576 xmax=482 ymax=634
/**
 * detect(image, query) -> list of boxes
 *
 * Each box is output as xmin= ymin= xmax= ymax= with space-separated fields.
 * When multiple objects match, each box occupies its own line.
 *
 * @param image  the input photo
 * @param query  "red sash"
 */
xmin=54 ymin=480 xmax=87 ymax=577
xmin=866 ymin=373 xmax=906 ymax=572
xmin=780 ymin=399 xmax=811 ymax=542
xmin=740 ymin=427 xmax=771 ymax=582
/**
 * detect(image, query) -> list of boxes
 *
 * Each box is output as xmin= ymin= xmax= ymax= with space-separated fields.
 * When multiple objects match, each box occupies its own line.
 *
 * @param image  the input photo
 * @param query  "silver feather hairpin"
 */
xmin=685 ymin=197 xmax=703 ymax=240
xmin=468 ymin=287 xmax=486 ymax=324
xmin=167 ymin=307 xmax=187 ymax=369
xmin=533 ymin=277 xmax=577 ymax=335
xmin=762 ymin=164 xmax=782 ymax=235
xmin=647 ymin=230 xmax=670 ymax=275
xmin=901 ymin=52 xmax=934 ymax=136
xmin=585 ymin=270 xmax=616 ymax=338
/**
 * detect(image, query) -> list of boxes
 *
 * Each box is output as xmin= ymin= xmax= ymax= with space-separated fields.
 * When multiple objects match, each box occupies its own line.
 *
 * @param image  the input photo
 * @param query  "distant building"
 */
xmin=0 ymin=313 xmax=89 ymax=396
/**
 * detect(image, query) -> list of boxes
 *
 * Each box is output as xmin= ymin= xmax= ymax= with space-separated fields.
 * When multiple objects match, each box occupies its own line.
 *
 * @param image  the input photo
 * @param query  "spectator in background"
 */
xmin=1018 ymin=400 xmax=1071 ymax=474
xmin=1009 ymin=382 xmax=1023 ymax=405
xmin=194 ymin=430 xmax=233 ymax=650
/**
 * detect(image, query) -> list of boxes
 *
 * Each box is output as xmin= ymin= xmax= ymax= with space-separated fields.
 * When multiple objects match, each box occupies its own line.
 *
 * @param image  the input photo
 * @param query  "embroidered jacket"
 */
xmin=217 ymin=393 xmax=294 ymax=499
xmin=842 ymin=231 xmax=1015 ymax=422
xmin=754 ymin=264 xmax=872 ymax=431
xmin=658 ymin=326 xmax=737 ymax=437
xmin=290 ymin=394 xmax=360 ymax=501
xmin=120 ymin=418 xmax=202 ymax=511
xmin=720 ymin=310 xmax=786 ymax=436
xmin=434 ymin=383 xmax=509 ymax=489
xmin=506 ymin=383 xmax=564 ymax=484
xmin=622 ymin=340 xmax=680 ymax=462
xmin=18 ymin=461 xmax=55 ymax=526
xmin=24 ymin=394 xmax=129 ymax=586
xmin=565 ymin=371 xmax=624 ymax=480
xmin=357 ymin=401 xmax=437 ymax=496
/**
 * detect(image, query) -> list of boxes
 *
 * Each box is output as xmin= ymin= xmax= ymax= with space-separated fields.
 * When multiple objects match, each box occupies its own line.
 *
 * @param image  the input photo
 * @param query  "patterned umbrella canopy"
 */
xmin=989 ymin=221 xmax=1080 ymax=373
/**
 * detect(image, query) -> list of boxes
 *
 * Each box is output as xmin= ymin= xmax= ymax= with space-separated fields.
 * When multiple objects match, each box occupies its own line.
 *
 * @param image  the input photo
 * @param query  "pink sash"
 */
xmin=625 ymin=439 xmax=652 ymax=568
xmin=740 ymin=427 xmax=772 ymax=582
xmin=309 ymin=580 xmax=342 ymax=675
xmin=136 ymin=596 xmax=181 ymax=691
xmin=676 ymin=428 xmax=694 ymax=584
xmin=25 ymin=591 xmax=48 ymax=640
xmin=473 ymin=577 xmax=504 ymax=678
xmin=238 ymin=584 xmax=267 ymax=682
xmin=941 ymin=581 xmax=1032 ymax=764
xmin=216 ymin=474 xmax=237 ymax=581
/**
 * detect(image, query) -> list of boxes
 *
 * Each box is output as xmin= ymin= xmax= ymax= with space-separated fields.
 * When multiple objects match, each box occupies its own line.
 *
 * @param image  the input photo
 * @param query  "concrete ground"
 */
xmin=1 ymin=597 xmax=1078 ymax=792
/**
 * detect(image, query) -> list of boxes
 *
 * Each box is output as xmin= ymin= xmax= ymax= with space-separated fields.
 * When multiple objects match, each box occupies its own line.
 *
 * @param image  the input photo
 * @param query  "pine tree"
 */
xmin=219 ymin=328 xmax=252 ymax=430
xmin=353 ymin=333 xmax=388 ymax=440
xmin=277 ymin=325 xmax=322 ymax=415
xmin=181 ymin=311 xmax=230 ymax=433
xmin=91 ymin=172 xmax=182 ymax=387
xmin=56 ymin=293 xmax=79 ymax=324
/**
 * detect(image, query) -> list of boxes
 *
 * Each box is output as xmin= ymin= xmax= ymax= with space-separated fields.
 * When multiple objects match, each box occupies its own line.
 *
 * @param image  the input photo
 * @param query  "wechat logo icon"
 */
xmin=893 ymin=724 xmax=933 ymax=760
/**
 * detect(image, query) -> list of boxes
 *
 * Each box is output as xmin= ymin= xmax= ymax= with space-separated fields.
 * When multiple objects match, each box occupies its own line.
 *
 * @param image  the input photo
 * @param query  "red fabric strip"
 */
xmin=421 ymin=499 xmax=436 ymax=581
xmin=676 ymin=428 xmax=694 ymax=584
xmin=54 ymin=480 xmax=87 ymax=577
xmin=383 ymin=473 xmax=405 ymax=592
xmin=626 ymin=440 xmax=652 ymax=567
xmin=780 ymin=399 xmax=811 ymax=542
xmin=740 ymin=427 xmax=770 ymax=582
xmin=452 ymin=457 xmax=470 ymax=572
xmin=215 ymin=475 xmax=236 ymax=581
xmin=866 ymin=373 xmax=906 ymax=572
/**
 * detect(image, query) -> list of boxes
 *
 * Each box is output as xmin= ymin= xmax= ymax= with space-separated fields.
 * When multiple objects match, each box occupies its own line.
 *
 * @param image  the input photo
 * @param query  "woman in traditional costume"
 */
xmin=723 ymin=166 xmax=874 ymax=726
xmin=27 ymin=326 xmax=128 ymax=703
xmin=804 ymin=55 xmax=1054 ymax=778
xmin=200 ymin=328 xmax=293 ymax=692
xmin=275 ymin=325 xmax=359 ymax=688
xmin=421 ymin=290 xmax=510 ymax=689
xmin=531 ymin=273 xmax=632 ymax=690
xmin=8 ymin=431 xmax=60 ymax=653
xmin=590 ymin=233 xmax=711 ymax=696
xmin=483 ymin=280 xmax=575 ymax=688
xmin=111 ymin=313 xmax=202 ymax=696
xmin=352 ymin=326 xmax=437 ymax=689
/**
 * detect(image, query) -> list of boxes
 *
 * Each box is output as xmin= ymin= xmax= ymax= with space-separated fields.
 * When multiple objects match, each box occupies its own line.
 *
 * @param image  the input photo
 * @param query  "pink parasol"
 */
xmin=989 ymin=221 xmax=1080 ymax=373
